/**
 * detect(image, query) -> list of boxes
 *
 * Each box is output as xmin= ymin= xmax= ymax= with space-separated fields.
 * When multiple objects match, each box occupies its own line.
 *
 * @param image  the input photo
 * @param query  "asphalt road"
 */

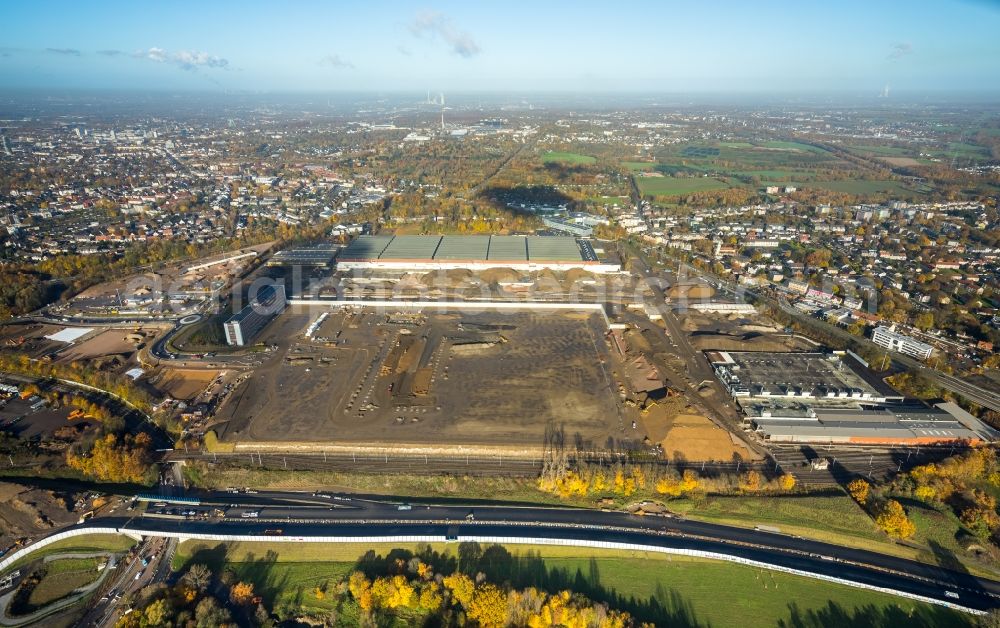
xmin=87 ymin=488 xmax=1000 ymax=613
xmin=77 ymin=536 xmax=176 ymax=628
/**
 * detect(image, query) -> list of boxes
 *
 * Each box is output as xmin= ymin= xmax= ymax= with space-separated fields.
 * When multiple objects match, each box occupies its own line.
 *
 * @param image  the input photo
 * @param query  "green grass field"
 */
xmin=732 ymin=169 xmax=817 ymax=180
xmin=670 ymin=492 xmax=999 ymax=580
xmin=3 ymin=534 xmax=137 ymax=573
xmin=170 ymin=541 xmax=971 ymax=627
xmin=759 ymin=140 xmax=830 ymax=154
xmin=940 ymin=142 xmax=992 ymax=161
xmin=27 ymin=558 xmax=101 ymax=608
xmin=635 ymin=175 xmax=730 ymax=197
xmin=541 ymin=150 xmax=596 ymax=165
xmin=847 ymin=144 xmax=914 ymax=156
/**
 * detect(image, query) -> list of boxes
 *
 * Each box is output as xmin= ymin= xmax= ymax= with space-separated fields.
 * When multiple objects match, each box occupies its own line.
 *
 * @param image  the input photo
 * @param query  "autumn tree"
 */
xmin=914 ymin=311 xmax=935 ymax=331
xmin=738 ymin=469 xmax=762 ymax=492
xmin=182 ymin=564 xmax=212 ymax=593
xmin=229 ymin=581 xmax=255 ymax=606
xmin=959 ymin=490 xmax=1000 ymax=540
xmin=847 ymin=478 xmax=870 ymax=505
xmin=143 ymin=599 xmax=171 ymax=626
xmin=876 ymin=500 xmax=916 ymax=539
xmin=194 ymin=597 xmax=231 ymax=626
xmin=66 ymin=433 xmax=152 ymax=483
xmin=466 ymin=583 xmax=508 ymax=628
xmin=778 ymin=473 xmax=797 ymax=491
xmin=418 ymin=582 xmax=444 ymax=612
xmin=443 ymin=572 xmax=475 ymax=608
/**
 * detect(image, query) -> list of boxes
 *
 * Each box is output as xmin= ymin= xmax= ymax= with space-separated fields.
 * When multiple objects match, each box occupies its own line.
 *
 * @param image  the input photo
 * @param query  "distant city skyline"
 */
xmin=2 ymin=0 xmax=999 ymax=94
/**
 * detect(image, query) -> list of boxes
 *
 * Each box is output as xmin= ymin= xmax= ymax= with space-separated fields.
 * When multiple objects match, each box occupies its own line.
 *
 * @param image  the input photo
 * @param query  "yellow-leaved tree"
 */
xmin=875 ymin=500 xmax=916 ymax=539
xmin=847 ymin=478 xmax=870 ymax=505
xmin=467 ymin=584 xmax=509 ymax=628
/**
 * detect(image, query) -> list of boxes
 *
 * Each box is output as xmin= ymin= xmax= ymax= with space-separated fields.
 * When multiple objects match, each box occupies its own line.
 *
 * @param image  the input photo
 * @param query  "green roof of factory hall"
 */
xmin=340 ymin=235 xmax=394 ymax=259
xmin=379 ymin=235 xmax=443 ymax=259
xmin=434 ymin=235 xmax=491 ymax=260
xmin=527 ymin=236 xmax=585 ymax=261
xmin=486 ymin=235 xmax=528 ymax=261
xmin=340 ymin=234 xmax=588 ymax=263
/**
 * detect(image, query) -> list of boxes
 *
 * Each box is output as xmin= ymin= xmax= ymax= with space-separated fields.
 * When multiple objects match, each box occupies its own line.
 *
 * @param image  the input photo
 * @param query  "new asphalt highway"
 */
xmin=78 ymin=489 xmax=1000 ymax=613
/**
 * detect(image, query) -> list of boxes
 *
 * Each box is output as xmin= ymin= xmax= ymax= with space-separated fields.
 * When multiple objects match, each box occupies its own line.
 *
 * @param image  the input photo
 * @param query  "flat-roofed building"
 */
xmin=871 ymin=326 xmax=933 ymax=360
xmin=487 ymin=235 xmax=528 ymax=262
xmin=224 ymin=284 xmax=286 ymax=346
xmin=707 ymin=351 xmax=887 ymax=403
xmin=336 ymin=234 xmax=620 ymax=273
xmin=267 ymin=244 xmax=339 ymax=268
xmin=750 ymin=403 xmax=994 ymax=445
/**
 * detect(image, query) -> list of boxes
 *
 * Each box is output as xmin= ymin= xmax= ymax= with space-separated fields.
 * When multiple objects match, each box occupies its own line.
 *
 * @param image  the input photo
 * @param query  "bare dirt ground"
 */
xmin=0 ymin=482 xmax=79 ymax=548
xmin=882 ymin=156 xmax=922 ymax=167
xmin=681 ymin=312 xmax=810 ymax=352
xmin=213 ymin=307 xmax=624 ymax=453
xmin=639 ymin=403 xmax=758 ymax=462
xmin=0 ymin=323 xmax=65 ymax=359
xmin=152 ymin=369 xmax=221 ymax=401
xmin=55 ymin=330 xmax=140 ymax=363
xmin=668 ymin=282 xmax=715 ymax=300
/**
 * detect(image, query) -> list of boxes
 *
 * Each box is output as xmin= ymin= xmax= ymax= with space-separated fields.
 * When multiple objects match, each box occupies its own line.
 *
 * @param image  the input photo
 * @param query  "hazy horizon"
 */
xmin=2 ymin=0 xmax=999 ymax=95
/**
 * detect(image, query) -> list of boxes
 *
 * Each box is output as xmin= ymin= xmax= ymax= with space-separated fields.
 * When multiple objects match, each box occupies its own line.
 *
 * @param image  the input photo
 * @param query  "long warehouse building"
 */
xmin=336 ymin=235 xmax=620 ymax=273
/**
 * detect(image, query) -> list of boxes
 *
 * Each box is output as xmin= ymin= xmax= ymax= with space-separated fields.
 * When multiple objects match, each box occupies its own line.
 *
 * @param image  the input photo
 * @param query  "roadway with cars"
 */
xmin=75 ymin=536 xmax=176 ymax=628
xmin=66 ymin=488 xmax=1000 ymax=614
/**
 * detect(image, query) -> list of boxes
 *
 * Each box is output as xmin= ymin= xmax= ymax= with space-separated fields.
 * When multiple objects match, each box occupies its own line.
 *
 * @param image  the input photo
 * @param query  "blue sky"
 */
xmin=1 ymin=0 xmax=998 ymax=93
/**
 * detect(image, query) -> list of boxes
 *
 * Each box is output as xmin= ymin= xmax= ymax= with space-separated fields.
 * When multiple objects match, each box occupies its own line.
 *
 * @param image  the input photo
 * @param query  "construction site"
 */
xmin=49 ymin=243 xmax=272 ymax=320
xmin=211 ymin=305 xmax=631 ymax=455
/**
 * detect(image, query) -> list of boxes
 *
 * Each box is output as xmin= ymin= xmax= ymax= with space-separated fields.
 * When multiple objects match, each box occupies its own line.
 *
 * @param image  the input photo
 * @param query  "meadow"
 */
xmin=541 ymin=150 xmax=597 ymax=165
xmin=170 ymin=540 xmax=972 ymax=627
xmin=634 ymin=175 xmax=731 ymax=197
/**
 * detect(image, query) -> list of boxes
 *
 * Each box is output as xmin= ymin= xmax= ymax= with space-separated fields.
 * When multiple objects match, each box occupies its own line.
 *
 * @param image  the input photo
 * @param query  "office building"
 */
xmin=224 ymin=284 xmax=286 ymax=346
xmin=872 ymin=326 xmax=933 ymax=360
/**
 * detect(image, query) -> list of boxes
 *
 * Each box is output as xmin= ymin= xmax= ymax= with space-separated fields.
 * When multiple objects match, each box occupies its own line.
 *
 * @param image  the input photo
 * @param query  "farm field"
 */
xmin=630 ymin=140 xmax=899 ymax=199
xmin=541 ymin=150 xmax=596 ymax=165
xmin=846 ymin=144 xmax=914 ymax=156
xmin=170 ymin=541 xmax=970 ymax=627
xmin=635 ymin=176 xmax=730 ymax=197
xmin=758 ymin=140 xmax=830 ymax=154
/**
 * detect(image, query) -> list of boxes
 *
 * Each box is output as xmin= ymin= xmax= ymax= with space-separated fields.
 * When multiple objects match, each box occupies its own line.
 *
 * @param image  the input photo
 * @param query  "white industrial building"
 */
xmin=871 ymin=326 xmax=933 ymax=360
xmin=224 ymin=284 xmax=287 ymax=346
